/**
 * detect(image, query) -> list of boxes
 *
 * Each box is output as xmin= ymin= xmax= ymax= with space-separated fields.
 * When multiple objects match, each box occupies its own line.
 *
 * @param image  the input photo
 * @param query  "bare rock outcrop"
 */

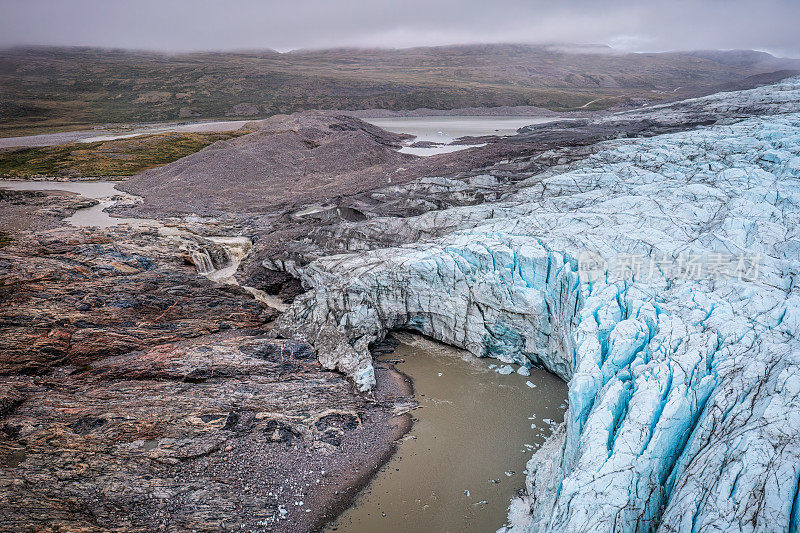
xmin=0 ymin=191 xmax=413 ymax=531
xmin=0 ymin=225 xmax=275 ymax=374
xmin=0 ymin=335 xmax=412 ymax=531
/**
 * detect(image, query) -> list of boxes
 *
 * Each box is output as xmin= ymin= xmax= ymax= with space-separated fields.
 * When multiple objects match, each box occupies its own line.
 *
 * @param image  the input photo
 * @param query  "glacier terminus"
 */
xmin=275 ymin=78 xmax=800 ymax=532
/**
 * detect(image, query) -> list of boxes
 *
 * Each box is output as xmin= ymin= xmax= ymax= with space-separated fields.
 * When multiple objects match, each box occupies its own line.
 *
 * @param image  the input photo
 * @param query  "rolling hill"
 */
xmin=1 ymin=43 xmax=798 ymax=136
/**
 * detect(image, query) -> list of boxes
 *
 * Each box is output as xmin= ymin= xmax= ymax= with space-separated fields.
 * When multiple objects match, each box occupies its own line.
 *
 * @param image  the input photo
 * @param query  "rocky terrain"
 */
xmin=0 ymin=224 xmax=274 ymax=373
xmin=0 ymin=191 xmax=414 ymax=531
xmin=3 ymin=75 xmax=800 ymax=532
xmin=0 ymin=331 xmax=412 ymax=532
xmin=117 ymin=112 xmax=413 ymax=215
xmin=0 ymin=188 xmax=96 ymax=231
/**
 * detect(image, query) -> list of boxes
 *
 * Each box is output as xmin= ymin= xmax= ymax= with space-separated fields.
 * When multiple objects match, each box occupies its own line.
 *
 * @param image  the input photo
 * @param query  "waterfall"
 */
xmin=191 ymin=249 xmax=215 ymax=275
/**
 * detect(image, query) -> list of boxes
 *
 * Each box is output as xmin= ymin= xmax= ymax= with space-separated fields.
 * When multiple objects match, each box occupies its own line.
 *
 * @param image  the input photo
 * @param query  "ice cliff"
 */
xmin=276 ymin=78 xmax=800 ymax=531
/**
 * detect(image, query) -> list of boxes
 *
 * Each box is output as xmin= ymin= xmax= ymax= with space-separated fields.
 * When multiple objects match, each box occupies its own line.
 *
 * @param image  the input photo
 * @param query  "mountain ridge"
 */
xmin=2 ymin=43 xmax=798 ymax=136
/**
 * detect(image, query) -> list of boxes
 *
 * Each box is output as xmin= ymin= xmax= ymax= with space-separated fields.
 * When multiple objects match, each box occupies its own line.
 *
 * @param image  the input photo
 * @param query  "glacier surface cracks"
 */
xmin=276 ymin=78 xmax=800 ymax=532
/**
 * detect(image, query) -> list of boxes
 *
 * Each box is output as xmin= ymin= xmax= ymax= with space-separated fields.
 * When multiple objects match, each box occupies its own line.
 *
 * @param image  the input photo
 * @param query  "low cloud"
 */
xmin=1 ymin=0 xmax=798 ymax=57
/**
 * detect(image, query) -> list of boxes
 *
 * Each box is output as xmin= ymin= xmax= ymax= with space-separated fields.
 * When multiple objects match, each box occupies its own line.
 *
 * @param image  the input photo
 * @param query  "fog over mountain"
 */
xmin=1 ymin=0 xmax=798 ymax=56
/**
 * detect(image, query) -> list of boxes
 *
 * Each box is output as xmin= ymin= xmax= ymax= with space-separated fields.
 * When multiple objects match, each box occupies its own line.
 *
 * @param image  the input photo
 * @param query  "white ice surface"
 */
xmin=278 ymin=78 xmax=800 ymax=532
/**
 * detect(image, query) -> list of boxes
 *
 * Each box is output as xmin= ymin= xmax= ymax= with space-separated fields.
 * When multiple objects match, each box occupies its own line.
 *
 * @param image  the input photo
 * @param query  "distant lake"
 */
xmin=364 ymin=116 xmax=562 ymax=156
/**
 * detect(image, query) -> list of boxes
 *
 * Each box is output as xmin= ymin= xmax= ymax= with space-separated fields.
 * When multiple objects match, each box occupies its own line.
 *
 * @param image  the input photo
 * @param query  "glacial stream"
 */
xmin=328 ymin=334 xmax=567 ymax=533
xmin=0 ymin=179 xmax=290 ymax=312
xmin=0 ymin=179 xmax=151 ymax=227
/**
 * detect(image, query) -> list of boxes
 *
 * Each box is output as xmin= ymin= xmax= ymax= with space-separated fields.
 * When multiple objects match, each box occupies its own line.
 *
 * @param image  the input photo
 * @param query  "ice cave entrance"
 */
xmin=328 ymin=333 xmax=568 ymax=533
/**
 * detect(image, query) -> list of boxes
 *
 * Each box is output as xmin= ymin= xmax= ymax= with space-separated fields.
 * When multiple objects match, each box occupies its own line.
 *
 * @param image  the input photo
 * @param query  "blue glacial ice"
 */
xmin=276 ymin=78 xmax=800 ymax=532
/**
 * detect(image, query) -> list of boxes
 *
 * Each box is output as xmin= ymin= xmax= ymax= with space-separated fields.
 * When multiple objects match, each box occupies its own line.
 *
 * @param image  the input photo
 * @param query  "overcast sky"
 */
xmin=1 ymin=0 xmax=799 ymax=57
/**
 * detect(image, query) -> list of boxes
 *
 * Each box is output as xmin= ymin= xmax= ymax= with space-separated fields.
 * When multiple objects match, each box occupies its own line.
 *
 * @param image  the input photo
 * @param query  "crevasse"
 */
xmin=276 ymin=79 xmax=800 ymax=532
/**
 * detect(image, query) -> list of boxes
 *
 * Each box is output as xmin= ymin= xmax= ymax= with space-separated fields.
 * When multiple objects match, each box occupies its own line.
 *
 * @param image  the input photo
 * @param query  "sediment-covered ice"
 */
xmin=276 ymin=78 xmax=800 ymax=531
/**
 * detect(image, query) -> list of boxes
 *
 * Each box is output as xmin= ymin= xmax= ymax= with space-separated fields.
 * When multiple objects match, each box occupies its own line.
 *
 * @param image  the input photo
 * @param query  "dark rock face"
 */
xmin=241 ymin=264 xmax=305 ymax=303
xmin=0 ymin=226 xmax=274 ymax=374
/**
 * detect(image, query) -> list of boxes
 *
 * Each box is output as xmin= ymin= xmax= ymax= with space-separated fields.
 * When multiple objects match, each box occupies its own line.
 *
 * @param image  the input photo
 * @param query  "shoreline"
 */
xmin=307 ymin=359 xmax=415 ymax=532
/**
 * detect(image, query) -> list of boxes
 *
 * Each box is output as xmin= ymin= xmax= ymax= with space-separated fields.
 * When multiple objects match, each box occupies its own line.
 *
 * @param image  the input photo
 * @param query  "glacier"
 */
xmin=275 ymin=78 xmax=800 ymax=531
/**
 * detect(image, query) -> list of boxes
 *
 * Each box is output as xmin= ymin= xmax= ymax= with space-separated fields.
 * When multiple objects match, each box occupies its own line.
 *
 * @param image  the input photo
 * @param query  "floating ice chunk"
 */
xmin=526 ymin=381 xmax=537 ymax=388
xmin=517 ymin=366 xmax=531 ymax=376
xmin=496 ymin=365 xmax=514 ymax=375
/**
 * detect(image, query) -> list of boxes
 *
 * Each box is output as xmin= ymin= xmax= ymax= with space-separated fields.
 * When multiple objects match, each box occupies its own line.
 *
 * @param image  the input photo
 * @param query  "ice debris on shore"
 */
xmin=277 ymin=78 xmax=800 ymax=531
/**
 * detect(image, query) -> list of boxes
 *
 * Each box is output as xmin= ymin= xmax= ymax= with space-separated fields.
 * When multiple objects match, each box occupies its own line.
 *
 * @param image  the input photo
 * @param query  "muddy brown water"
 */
xmin=328 ymin=334 xmax=567 ymax=533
